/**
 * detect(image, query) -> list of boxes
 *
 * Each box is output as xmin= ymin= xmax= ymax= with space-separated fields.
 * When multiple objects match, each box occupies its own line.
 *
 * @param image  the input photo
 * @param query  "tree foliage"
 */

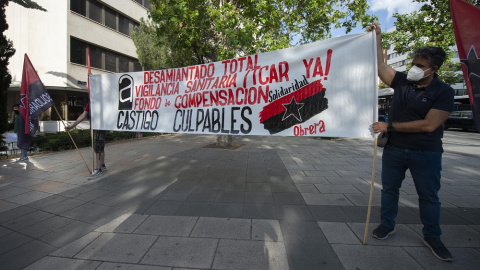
xmin=144 ymin=0 xmax=376 ymax=68
xmin=0 ymin=0 xmax=15 ymax=134
xmin=131 ymin=18 xmax=168 ymax=70
xmin=0 ymin=0 xmax=45 ymax=134
xmin=10 ymin=0 xmax=46 ymax=11
xmin=383 ymin=0 xmax=480 ymax=54
xmin=382 ymin=0 xmax=480 ymax=86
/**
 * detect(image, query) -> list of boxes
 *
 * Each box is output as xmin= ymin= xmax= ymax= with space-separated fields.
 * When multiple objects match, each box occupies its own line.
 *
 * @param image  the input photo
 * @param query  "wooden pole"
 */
xmin=363 ymin=137 xmax=378 ymax=245
xmin=91 ymin=127 xmax=94 ymax=170
xmin=53 ymin=106 xmax=91 ymax=174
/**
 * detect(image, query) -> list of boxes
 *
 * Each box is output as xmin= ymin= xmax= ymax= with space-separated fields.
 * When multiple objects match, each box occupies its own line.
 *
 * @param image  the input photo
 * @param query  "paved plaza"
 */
xmin=1 ymin=132 xmax=479 ymax=269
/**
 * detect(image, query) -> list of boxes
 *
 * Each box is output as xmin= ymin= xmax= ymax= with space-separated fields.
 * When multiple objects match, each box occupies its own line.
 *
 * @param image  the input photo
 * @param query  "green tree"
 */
xmin=131 ymin=18 xmax=168 ymax=70
xmin=382 ymin=0 xmax=480 ymax=84
xmin=147 ymin=0 xmax=376 ymax=68
xmin=0 ymin=0 xmax=15 ymax=134
xmin=143 ymin=0 xmax=375 ymax=146
xmin=10 ymin=0 xmax=46 ymax=11
xmin=0 ymin=0 xmax=45 ymax=134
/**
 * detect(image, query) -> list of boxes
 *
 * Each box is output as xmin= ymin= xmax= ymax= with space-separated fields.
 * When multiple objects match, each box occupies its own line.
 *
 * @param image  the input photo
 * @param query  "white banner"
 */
xmin=89 ymin=32 xmax=378 ymax=138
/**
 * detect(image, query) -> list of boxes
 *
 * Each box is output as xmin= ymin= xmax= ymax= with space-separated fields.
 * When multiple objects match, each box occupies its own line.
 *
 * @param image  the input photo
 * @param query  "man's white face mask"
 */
xmin=407 ymin=65 xmax=432 ymax=82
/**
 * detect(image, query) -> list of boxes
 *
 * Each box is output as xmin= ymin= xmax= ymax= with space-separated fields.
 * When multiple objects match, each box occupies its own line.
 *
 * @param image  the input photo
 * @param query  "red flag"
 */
xmin=450 ymin=0 xmax=480 ymax=131
xmin=18 ymin=54 xmax=55 ymax=149
xmin=87 ymin=47 xmax=91 ymax=98
xmin=259 ymin=79 xmax=328 ymax=134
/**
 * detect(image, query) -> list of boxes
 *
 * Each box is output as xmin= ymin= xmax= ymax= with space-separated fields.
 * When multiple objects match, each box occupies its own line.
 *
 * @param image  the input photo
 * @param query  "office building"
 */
xmin=5 ymin=0 xmax=149 ymax=132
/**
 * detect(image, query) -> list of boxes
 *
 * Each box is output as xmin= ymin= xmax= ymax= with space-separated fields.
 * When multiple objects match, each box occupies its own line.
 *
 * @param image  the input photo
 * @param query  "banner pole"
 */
xmin=53 ymin=106 xmax=91 ymax=174
xmin=363 ymin=137 xmax=378 ymax=245
xmin=87 ymin=48 xmax=94 ymax=171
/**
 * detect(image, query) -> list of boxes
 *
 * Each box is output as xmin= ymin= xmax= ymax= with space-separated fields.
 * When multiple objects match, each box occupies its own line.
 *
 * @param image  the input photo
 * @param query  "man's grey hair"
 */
xmin=412 ymin=46 xmax=446 ymax=69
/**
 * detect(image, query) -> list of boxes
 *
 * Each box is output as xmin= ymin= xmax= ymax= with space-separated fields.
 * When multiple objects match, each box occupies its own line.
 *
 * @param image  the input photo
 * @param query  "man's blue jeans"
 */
xmin=21 ymin=148 xmax=28 ymax=158
xmin=381 ymin=145 xmax=442 ymax=238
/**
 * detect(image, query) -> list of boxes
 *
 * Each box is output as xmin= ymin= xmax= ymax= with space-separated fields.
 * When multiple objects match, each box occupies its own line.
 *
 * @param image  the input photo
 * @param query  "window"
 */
xmin=105 ymin=51 xmax=117 ymax=72
xmin=71 ymin=0 xmax=86 ymax=16
xmin=71 ymin=38 xmax=87 ymax=65
xmin=67 ymin=95 xmax=88 ymax=121
xmin=70 ymin=0 xmax=139 ymax=37
xmin=90 ymin=45 xmax=103 ymax=69
xmin=119 ymin=56 xmax=129 ymax=73
xmin=119 ymin=15 xmax=131 ymax=36
xmin=88 ymin=0 xmax=102 ymax=23
xmin=133 ymin=60 xmax=142 ymax=72
xmin=70 ymin=37 xmax=143 ymax=73
xmin=104 ymin=6 xmax=117 ymax=30
xmin=134 ymin=0 xmax=151 ymax=8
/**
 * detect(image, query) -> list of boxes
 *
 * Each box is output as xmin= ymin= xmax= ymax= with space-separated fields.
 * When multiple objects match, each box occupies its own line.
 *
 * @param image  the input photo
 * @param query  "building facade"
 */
xmin=5 ymin=0 xmax=149 ymax=132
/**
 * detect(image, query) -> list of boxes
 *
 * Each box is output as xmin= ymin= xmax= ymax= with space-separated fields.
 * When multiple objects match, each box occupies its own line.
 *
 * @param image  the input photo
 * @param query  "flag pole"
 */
xmin=87 ymin=48 xmax=94 ymax=171
xmin=363 ymin=137 xmax=378 ymax=245
xmin=53 ymin=106 xmax=91 ymax=174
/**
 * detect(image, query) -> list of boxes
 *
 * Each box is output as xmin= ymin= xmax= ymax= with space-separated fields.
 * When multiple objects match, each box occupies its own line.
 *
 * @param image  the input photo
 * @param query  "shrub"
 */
xmin=33 ymin=130 xmax=163 ymax=153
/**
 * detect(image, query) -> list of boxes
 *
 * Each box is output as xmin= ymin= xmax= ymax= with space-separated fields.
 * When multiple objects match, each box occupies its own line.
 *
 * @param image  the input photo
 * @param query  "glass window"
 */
xmin=105 ymin=6 xmax=117 ymax=30
xmin=134 ymin=0 xmax=142 ymax=4
xmin=119 ymin=56 xmax=129 ymax=72
xmin=144 ymin=0 xmax=150 ymax=8
xmin=132 ymin=21 xmax=139 ymax=31
xmin=88 ymin=0 xmax=102 ymax=23
xmin=119 ymin=15 xmax=131 ymax=36
xmin=70 ymin=38 xmax=86 ymax=65
xmin=90 ymin=45 xmax=103 ymax=69
xmin=71 ymin=0 xmax=86 ymax=16
xmin=67 ymin=95 xmax=88 ymax=121
xmin=133 ymin=60 xmax=142 ymax=72
xmin=105 ymin=51 xmax=117 ymax=72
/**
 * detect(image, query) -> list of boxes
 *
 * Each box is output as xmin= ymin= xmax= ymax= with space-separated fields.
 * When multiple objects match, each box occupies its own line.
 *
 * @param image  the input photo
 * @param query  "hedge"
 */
xmin=32 ymin=130 xmax=162 ymax=152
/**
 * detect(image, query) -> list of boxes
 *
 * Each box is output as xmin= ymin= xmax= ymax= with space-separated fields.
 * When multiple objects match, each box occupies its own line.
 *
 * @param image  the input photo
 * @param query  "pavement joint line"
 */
xmin=0 ymin=133 xmax=479 ymax=269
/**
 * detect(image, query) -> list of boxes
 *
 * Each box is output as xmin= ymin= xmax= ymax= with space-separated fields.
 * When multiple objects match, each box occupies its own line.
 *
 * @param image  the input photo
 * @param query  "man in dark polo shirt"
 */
xmin=369 ymin=22 xmax=454 ymax=262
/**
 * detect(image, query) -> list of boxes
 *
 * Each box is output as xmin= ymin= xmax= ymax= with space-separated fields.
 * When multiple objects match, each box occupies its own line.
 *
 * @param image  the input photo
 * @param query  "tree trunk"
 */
xmin=216 ymin=134 xmax=233 ymax=147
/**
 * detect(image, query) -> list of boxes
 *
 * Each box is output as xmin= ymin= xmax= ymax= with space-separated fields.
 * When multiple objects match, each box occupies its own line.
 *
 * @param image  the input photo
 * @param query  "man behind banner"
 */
xmin=66 ymin=102 xmax=107 ymax=179
xmin=369 ymin=22 xmax=454 ymax=262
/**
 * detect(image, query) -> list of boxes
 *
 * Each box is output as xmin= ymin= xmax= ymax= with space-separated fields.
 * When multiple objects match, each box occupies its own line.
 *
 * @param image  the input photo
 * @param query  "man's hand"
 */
xmin=372 ymin=121 xmax=388 ymax=133
xmin=65 ymin=125 xmax=73 ymax=132
xmin=368 ymin=22 xmax=381 ymax=36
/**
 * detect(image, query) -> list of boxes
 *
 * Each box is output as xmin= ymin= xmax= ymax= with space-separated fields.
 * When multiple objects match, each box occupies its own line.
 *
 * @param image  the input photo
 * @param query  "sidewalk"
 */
xmin=1 ymin=133 xmax=479 ymax=269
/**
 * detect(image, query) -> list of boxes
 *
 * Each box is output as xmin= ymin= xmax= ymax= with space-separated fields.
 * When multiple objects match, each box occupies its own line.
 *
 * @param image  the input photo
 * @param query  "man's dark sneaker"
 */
xmin=372 ymin=225 xmax=396 ymax=240
xmin=88 ymin=169 xmax=102 ymax=180
xmin=423 ymin=237 xmax=453 ymax=262
xmin=101 ymin=164 xmax=107 ymax=172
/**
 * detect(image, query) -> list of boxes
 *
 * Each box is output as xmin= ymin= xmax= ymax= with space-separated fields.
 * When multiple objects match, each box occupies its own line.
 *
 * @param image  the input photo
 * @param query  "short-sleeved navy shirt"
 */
xmin=389 ymin=72 xmax=454 ymax=152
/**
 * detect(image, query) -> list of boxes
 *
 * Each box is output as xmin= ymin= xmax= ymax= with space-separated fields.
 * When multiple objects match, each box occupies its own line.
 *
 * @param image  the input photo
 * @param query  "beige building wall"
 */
xmin=5 ymin=0 xmax=149 ymax=131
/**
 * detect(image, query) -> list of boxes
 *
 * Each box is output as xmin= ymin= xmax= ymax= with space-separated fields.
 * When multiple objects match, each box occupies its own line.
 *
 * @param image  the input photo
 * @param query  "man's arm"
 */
xmin=372 ymin=109 xmax=450 ymax=133
xmin=368 ymin=22 xmax=396 ymax=86
xmin=65 ymin=111 xmax=88 ymax=131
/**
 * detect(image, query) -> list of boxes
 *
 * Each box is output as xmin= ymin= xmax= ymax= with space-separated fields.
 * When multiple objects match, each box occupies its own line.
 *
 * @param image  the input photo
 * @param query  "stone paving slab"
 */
xmin=190 ymin=217 xmax=251 ymax=239
xmin=141 ymin=236 xmax=218 ymax=268
xmin=75 ymin=233 xmax=158 ymax=263
xmin=332 ymin=244 xmax=424 ymax=270
xmin=0 ymin=133 xmax=479 ymax=269
xmin=23 ymin=257 xmax=102 ymax=270
xmin=212 ymin=239 xmax=289 ymax=270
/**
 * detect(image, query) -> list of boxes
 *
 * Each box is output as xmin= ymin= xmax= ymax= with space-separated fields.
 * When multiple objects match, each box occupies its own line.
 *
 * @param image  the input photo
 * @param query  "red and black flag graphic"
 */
xmin=259 ymin=79 xmax=328 ymax=134
xmin=450 ymin=0 xmax=480 ymax=132
xmin=18 ymin=54 xmax=55 ymax=149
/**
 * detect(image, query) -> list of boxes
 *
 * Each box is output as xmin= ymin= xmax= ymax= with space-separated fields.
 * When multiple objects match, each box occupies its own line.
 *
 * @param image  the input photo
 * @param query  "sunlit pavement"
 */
xmin=1 ymin=132 xmax=479 ymax=269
